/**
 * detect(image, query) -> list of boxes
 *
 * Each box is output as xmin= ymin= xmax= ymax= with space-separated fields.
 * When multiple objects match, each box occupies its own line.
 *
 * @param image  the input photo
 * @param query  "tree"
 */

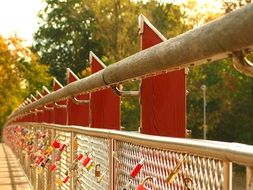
xmin=33 ymin=0 xmax=186 ymax=130
xmin=33 ymin=0 xmax=103 ymax=84
xmin=0 ymin=35 xmax=52 ymax=135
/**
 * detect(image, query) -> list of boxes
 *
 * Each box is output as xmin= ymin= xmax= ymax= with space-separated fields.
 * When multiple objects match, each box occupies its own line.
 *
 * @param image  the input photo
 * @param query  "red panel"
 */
xmin=36 ymin=92 xmax=44 ymax=123
xmin=53 ymin=79 xmax=67 ymax=125
xmin=42 ymin=87 xmax=54 ymax=123
xmin=30 ymin=95 xmax=37 ymax=122
xmin=67 ymin=69 xmax=89 ymax=126
xmin=140 ymin=15 xmax=186 ymax=137
xmin=90 ymin=52 xmax=120 ymax=130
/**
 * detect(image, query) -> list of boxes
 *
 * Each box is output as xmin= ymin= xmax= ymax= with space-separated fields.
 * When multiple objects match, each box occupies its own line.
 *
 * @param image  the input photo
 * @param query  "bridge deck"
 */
xmin=0 ymin=143 xmax=31 ymax=190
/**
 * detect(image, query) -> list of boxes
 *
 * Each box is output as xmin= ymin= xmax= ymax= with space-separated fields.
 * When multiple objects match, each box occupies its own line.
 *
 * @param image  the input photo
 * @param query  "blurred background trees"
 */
xmin=0 ymin=0 xmax=252 ymax=145
xmin=0 ymin=35 xmax=51 ymax=133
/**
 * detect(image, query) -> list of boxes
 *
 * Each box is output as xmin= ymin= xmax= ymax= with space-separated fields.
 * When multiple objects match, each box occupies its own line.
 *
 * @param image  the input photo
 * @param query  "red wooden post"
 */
xmin=25 ymin=98 xmax=32 ymax=122
xmin=90 ymin=51 xmax=121 ymax=130
xmin=66 ymin=68 xmax=90 ymax=126
xmin=36 ymin=91 xmax=44 ymax=123
xmin=42 ymin=86 xmax=54 ymax=123
xmin=53 ymin=78 xmax=67 ymax=125
xmin=30 ymin=95 xmax=38 ymax=122
xmin=139 ymin=15 xmax=186 ymax=137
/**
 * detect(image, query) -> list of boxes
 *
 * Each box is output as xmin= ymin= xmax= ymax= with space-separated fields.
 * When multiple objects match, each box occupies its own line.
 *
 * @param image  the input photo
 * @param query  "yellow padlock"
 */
xmin=45 ymin=146 xmax=53 ymax=155
xmin=86 ymin=161 xmax=95 ymax=171
xmin=56 ymin=178 xmax=63 ymax=186
xmin=36 ymin=167 xmax=43 ymax=174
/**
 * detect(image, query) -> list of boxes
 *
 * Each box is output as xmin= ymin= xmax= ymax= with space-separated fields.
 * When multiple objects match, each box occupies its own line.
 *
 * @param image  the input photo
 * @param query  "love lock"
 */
xmin=95 ymin=164 xmax=101 ymax=177
xmin=56 ymin=178 xmax=63 ymax=186
xmin=165 ymin=154 xmax=187 ymax=184
xmin=183 ymin=177 xmax=194 ymax=190
xmin=52 ymin=138 xmax=61 ymax=149
xmin=135 ymin=176 xmax=154 ymax=190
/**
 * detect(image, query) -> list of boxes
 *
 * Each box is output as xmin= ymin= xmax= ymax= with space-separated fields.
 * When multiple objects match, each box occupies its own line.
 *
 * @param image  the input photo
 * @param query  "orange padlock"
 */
xmin=135 ymin=176 xmax=154 ymax=190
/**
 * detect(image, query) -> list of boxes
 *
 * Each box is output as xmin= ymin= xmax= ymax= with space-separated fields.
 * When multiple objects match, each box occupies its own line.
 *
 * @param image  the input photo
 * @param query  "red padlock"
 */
xmin=76 ymin=153 xmax=83 ymax=161
xmin=52 ymin=140 xmax=61 ymax=149
xmin=50 ymin=163 xmax=57 ymax=171
xmin=36 ymin=156 xmax=44 ymax=164
xmin=130 ymin=158 xmax=145 ymax=178
xmin=82 ymin=154 xmax=91 ymax=167
xmin=63 ymin=175 xmax=70 ymax=183
xmin=135 ymin=176 xmax=153 ymax=190
xmin=59 ymin=143 xmax=67 ymax=152
xmin=56 ymin=154 xmax=62 ymax=161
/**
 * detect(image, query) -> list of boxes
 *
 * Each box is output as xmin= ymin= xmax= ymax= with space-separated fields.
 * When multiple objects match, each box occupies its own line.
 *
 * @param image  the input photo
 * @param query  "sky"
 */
xmin=0 ymin=0 xmax=223 ymax=45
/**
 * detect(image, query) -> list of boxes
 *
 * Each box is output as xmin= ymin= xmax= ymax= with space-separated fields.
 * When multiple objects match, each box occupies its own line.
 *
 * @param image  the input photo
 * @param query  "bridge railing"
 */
xmin=3 ymin=122 xmax=253 ymax=190
xmin=3 ymin=3 xmax=253 ymax=190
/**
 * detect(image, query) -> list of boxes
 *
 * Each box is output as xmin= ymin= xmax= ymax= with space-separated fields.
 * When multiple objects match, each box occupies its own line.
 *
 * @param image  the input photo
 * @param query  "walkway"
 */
xmin=0 ymin=143 xmax=32 ymax=190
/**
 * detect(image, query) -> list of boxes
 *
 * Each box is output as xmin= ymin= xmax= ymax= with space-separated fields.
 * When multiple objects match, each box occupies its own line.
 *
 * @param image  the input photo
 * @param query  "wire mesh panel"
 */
xmin=54 ymin=130 xmax=71 ymax=190
xmin=114 ymin=141 xmax=224 ymax=190
xmin=74 ymin=134 xmax=110 ymax=190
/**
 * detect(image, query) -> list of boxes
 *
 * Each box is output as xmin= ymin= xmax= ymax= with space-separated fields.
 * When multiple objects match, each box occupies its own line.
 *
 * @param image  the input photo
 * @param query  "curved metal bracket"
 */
xmin=54 ymin=102 xmax=67 ymax=108
xmin=44 ymin=105 xmax=54 ymax=110
xmin=35 ymin=108 xmax=43 ymax=113
xmin=71 ymin=96 xmax=90 ymax=105
xmin=111 ymin=84 xmax=139 ymax=97
xmin=232 ymin=51 xmax=253 ymax=77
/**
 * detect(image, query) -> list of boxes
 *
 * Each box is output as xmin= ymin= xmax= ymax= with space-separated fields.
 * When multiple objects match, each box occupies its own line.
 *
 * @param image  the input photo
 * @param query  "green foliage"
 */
xmin=187 ymin=59 xmax=253 ymax=144
xmin=33 ymin=0 xmax=103 ymax=84
xmin=33 ymin=0 xmax=185 ymax=130
xmin=0 ymin=35 xmax=52 ymax=132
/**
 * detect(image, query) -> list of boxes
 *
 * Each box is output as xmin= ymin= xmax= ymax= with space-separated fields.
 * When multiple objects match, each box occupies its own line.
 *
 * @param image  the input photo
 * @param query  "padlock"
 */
xmin=76 ymin=153 xmax=83 ymax=161
xmin=183 ymin=177 xmax=193 ymax=190
xmin=82 ymin=154 xmax=91 ymax=167
xmin=63 ymin=175 xmax=70 ymax=183
xmin=86 ymin=160 xmax=95 ymax=171
xmin=50 ymin=163 xmax=57 ymax=171
xmin=56 ymin=178 xmax=63 ymax=186
xmin=52 ymin=139 xmax=61 ymax=149
xmin=130 ymin=158 xmax=145 ymax=178
xmin=56 ymin=154 xmax=62 ymax=161
xmin=165 ymin=155 xmax=187 ymax=184
xmin=97 ymin=171 xmax=106 ymax=183
xmin=59 ymin=143 xmax=67 ymax=152
xmin=36 ymin=156 xmax=44 ymax=164
xmin=95 ymin=164 xmax=101 ymax=177
xmin=41 ymin=157 xmax=51 ymax=168
xmin=36 ymin=167 xmax=43 ymax=174
xmin=135 ymin=176 xmax=153 ymax=190
xmin=45 ymin=146 xmax=53 ymax=156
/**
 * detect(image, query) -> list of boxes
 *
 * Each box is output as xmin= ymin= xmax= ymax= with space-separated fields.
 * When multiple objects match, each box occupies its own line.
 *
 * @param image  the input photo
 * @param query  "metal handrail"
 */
xmin=17 ymin=122 xmax=253 ymax=167
xmin=7 ymin=3 xmax=253 ymax=122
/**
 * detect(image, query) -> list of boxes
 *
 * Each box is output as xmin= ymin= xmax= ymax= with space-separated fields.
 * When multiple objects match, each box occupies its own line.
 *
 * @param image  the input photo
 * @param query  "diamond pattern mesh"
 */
xmin=114 ymin=141 xmax=224 ymax=190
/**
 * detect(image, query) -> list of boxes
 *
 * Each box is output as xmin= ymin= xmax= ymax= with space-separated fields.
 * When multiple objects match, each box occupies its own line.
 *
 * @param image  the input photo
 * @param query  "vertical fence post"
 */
xmin=90 ymin=51 xmax=121 ymax=130
xmin=42 ymin=86 xmax=54 ymax=124
xmin=246 ymin=166 xmax=253 ymax=190
xmin=223 ymin=161 xmax=232 ymax=190
xmin=139 ymin=14 xmax=186 ymax=137
xmin=70 ymin=131 xmax=74 ymax=190
xmin=109 ymin=139 xmax=114 ymax=190
xmin=66 ymin=68 xmax=90 ymax=126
